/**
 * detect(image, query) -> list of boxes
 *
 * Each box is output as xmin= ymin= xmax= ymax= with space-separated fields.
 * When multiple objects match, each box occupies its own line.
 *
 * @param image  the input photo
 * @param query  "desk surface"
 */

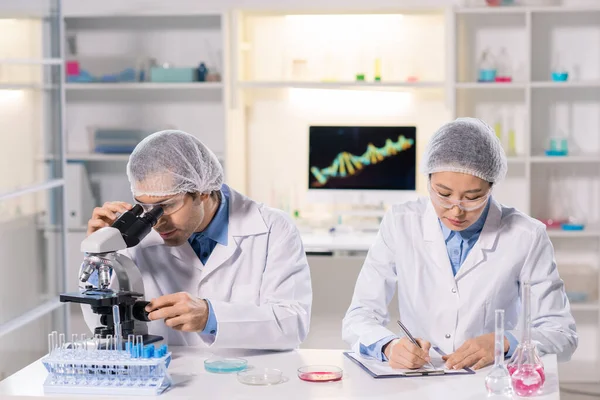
xmin=0 ymin=347 xmax=560 ymax=400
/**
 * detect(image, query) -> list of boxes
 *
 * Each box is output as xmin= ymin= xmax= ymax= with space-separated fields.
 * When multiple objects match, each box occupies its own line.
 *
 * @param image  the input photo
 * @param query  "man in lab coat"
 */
xmin=342 ymin=118 xmax=577 ymax=370
xmin=84 ymin=130 xmax=312 ymax=349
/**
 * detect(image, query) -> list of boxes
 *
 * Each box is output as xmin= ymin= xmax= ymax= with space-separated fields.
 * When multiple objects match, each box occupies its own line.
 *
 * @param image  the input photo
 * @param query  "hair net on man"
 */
xmin=127 ymin=130 xmax=224 ymax=197
xmin=421 ymin=117 xmax=508 ymax=183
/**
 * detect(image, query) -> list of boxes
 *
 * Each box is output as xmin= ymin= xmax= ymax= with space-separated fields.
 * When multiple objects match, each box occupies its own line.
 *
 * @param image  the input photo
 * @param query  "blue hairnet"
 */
xmin=421 ymin=118 xmax=508 ymax=183
xmin=127 ymin=130 xmax=224 ymax=197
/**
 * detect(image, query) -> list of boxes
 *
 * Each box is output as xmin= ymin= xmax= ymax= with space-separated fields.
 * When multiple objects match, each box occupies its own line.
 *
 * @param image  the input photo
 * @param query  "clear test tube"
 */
xmin=47 ymin=334 xmax=53 ymax=355
xmin=136 ymin=335 xmax=144 ymax=358
xmin=127 ymin=334 xmax=135 ymax=357
xmin=106 ymin=335 xmax=113 ymax=352
xmin=59 ymin=333 xmax=65 ymax=350
xmin=51 ymin=331 xmax=58 ymax=354
xmin=80 ymin=333 xmax=88 ymax=352
xmin=71 ymin=334 xmax=78 ymax=350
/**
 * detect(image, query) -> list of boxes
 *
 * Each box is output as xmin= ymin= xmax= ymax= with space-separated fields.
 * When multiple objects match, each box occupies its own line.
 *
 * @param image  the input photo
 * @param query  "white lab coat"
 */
xmin=83 ymin=186 xmax=312 ymax=350
xmin=342 ymin=197 xmax=577 ymax=362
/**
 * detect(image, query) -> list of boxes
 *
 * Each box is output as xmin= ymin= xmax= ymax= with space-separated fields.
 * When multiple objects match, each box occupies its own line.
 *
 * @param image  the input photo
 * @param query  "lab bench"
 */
xmin=0 ymin=346 xmax=561 ymax=400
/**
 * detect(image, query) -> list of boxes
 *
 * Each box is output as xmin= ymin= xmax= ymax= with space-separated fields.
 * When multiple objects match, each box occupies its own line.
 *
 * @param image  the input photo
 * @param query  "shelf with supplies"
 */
xmin=455 ymin=82 xmax=527 ymax=89
xmin=569 ymin=302 xmax=600 ymax=312
xmin=237 ymin=81 xmax=445 ymax=90
xmin=65 ymin=82 xmax=223 ymax=91
xmin=546 ymin=228 xmax=600 ymax=239
xmin=530 ymin=155 xmax=600 ymax=164
xmin=455 ymin=6 xmax=600 ymax=15
xmin=531 ymin=81 xmax=600 ymax=89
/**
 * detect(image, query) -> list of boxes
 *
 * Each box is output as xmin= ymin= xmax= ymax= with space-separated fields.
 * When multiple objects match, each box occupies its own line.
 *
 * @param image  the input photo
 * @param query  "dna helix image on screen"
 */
xmin=310 ymin=135 xmax=415 ymax=187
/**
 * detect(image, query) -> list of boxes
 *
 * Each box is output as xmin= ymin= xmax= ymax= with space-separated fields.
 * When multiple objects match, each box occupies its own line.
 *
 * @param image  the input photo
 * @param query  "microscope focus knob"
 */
xmin=132 ymin=301 xmax=151 ymax=322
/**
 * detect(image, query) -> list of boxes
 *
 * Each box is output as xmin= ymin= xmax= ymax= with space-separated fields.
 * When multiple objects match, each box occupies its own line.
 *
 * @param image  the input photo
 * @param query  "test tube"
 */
xmin=80 ymin=333 xmax=87 ymax=351
xmin=70 ymin=334 xmax=78 ymax=349
xmin=51 ymin=331 xmax=58 ymax=354
xmin=48 ymin=333 xmax=54 ymax=356
xmin=106 ymin=334 xmax=113 ymax=352
xmin=136 ymin=335 xmax=144 ymax=358
xmin=127 ymin=334 xmax=135 ymax=357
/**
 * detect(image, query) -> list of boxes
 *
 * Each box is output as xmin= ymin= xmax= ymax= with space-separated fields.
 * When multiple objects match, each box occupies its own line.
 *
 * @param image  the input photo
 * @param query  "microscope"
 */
xmin=60 ymin=204 xmax=164 ymax=345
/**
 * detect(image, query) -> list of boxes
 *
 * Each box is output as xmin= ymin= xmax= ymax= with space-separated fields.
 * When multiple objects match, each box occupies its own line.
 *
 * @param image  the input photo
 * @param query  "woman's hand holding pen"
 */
xmin=383 ymin=337 xmax=432 ymax=369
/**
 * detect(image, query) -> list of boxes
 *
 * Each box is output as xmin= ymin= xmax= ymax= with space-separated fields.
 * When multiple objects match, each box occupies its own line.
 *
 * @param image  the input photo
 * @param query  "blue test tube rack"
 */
xmin=42 ymin=341 xmax=172 ymax=396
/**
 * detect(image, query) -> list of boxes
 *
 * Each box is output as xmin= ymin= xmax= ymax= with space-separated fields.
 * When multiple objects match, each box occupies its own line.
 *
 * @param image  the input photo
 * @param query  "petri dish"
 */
xmin=297 ymin=365 xmax=343 ymax=382
xmin=237 ymin=368 xmax=283 ymax=386
xmin=204 ymin=356 xmax=248 ymax=373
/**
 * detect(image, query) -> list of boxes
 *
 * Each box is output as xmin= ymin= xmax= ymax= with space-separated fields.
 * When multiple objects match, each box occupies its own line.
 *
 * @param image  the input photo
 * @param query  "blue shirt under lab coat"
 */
xmin=187 ymin=186 xmax=230 ymax=337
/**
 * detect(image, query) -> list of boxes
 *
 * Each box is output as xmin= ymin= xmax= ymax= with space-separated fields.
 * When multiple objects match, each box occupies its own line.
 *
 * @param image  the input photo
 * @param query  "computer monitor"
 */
xmin=308 ymin=126 xmax=418 ymax=204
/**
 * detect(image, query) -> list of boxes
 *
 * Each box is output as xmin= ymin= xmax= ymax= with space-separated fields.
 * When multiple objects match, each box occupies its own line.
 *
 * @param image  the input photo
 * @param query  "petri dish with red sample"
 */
xmin=297 ymin=365 xmax=343 ymax=382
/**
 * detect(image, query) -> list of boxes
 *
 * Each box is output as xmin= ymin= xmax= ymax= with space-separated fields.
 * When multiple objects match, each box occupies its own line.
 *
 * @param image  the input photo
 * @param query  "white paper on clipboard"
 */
xmin=344 ymin=347 xmax=474 ymax=378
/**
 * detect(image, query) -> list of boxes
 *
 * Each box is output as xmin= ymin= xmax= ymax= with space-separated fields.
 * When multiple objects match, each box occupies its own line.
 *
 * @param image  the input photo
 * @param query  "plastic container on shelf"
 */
xmin=477 ymin=50 xmax=497 ymax=83
xmin=66 ymin=56 xmax=148 ymax=83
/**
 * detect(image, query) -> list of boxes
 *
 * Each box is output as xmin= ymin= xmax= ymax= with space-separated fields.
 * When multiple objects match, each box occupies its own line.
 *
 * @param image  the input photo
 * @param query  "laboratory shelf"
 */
xmin=0 ymin=83 xmax=57 ymax=90
xmin=506 ymin=156 xmax=527 ymax=163
xmin=66 ymin=153 xmax=131 ymax=162
xmin=65 ymin=82 xmax=223 ymax=90
xmin=546 ymin=229 xmax=600 ymax=239
xmin=455 ymin=6 xmax=600 ymax=15
xmin=0 ymin=179 xmax=65 ymax=202
xmin=237 ymin=81 xmax=445 ymax=89
xmin=0 ymin=58 xmax=62 ymax=65
xmin=454 ymin=7 xmax=528 ymax=15
xmin=570 ymin=302 xmax=600 ymax=312
xmin=531 ymin=81 xmax=600 ymax=88
xmin=455 ymin=82 xmax=527 ymax=89
xmin=530 ymin=155 xmax=600 ymax=163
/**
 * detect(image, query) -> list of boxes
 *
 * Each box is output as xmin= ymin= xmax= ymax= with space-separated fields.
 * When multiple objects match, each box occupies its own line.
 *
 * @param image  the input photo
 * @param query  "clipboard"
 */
xmin=344 ymin=346 xmax=475 ymax=378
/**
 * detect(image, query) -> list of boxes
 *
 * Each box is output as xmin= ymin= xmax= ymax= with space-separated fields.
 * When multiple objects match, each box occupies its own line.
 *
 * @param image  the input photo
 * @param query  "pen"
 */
xmin=396 ymin=320 xmax=436 ymax=370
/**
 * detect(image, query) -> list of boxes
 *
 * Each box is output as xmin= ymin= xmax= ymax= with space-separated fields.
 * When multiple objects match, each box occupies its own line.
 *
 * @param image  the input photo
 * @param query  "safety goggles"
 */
xmin=134 ymin=193 xmax=187 ymax=216
xmin=428 ymin=182 xmax=491 ymax=212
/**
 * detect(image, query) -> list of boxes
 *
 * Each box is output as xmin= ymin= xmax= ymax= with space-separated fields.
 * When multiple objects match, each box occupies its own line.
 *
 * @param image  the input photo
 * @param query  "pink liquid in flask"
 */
xmin=510 ymin=365 xmax=544 ymax=396
xmin=508 ymin=364 xmax=545 ymax=384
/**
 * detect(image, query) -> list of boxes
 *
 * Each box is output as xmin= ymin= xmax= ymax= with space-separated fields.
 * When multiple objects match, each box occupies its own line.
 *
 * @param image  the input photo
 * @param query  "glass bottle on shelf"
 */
xmin=507 ymin=282 xmax=545 ymax=397
xmin=495 ymin=47 xmax=512 ymax=82
xmin=478 ymin=49 xmax=497 ymax=83
xmin=551 ymin=53 xmax=568 ymax=82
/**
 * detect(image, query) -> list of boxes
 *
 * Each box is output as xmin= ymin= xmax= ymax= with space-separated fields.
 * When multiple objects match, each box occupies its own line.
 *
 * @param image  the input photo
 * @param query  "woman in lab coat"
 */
xmin=84 ymin=130 xmax=312 ymax=350
xmin=342 ymin=118 xmax=577 ymax=370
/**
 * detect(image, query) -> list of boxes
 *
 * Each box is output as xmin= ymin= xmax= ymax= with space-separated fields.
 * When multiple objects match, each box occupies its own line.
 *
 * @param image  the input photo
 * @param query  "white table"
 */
xmin=0 ymin=347 xmax=560 ymax=399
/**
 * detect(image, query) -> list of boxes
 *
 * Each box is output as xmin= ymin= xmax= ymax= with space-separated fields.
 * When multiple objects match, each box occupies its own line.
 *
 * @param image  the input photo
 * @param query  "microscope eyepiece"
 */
xmin=120 ymin=206 xmax=164 ymax=248
xmin=130 ymin=204 xmax=144 ymax=216
xmin=142 ymin=206 xmax=164 ymax=226
xmin=111 ymin=204 xmax=144 ymax=234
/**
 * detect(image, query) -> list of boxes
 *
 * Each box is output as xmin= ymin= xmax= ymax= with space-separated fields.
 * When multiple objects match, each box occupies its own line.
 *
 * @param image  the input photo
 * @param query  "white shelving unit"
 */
xmin=0 ymin=0 xmax=69 ymax=379
xmin=62 ymin=12 xmax=228 ymax=228
xmin=453 ymin=4 xmax=600 ymax=382
xmin=65 ymin=82 xmax=224 ymax=90
xmin=237 ymin=81 xmax=446 ymax=89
